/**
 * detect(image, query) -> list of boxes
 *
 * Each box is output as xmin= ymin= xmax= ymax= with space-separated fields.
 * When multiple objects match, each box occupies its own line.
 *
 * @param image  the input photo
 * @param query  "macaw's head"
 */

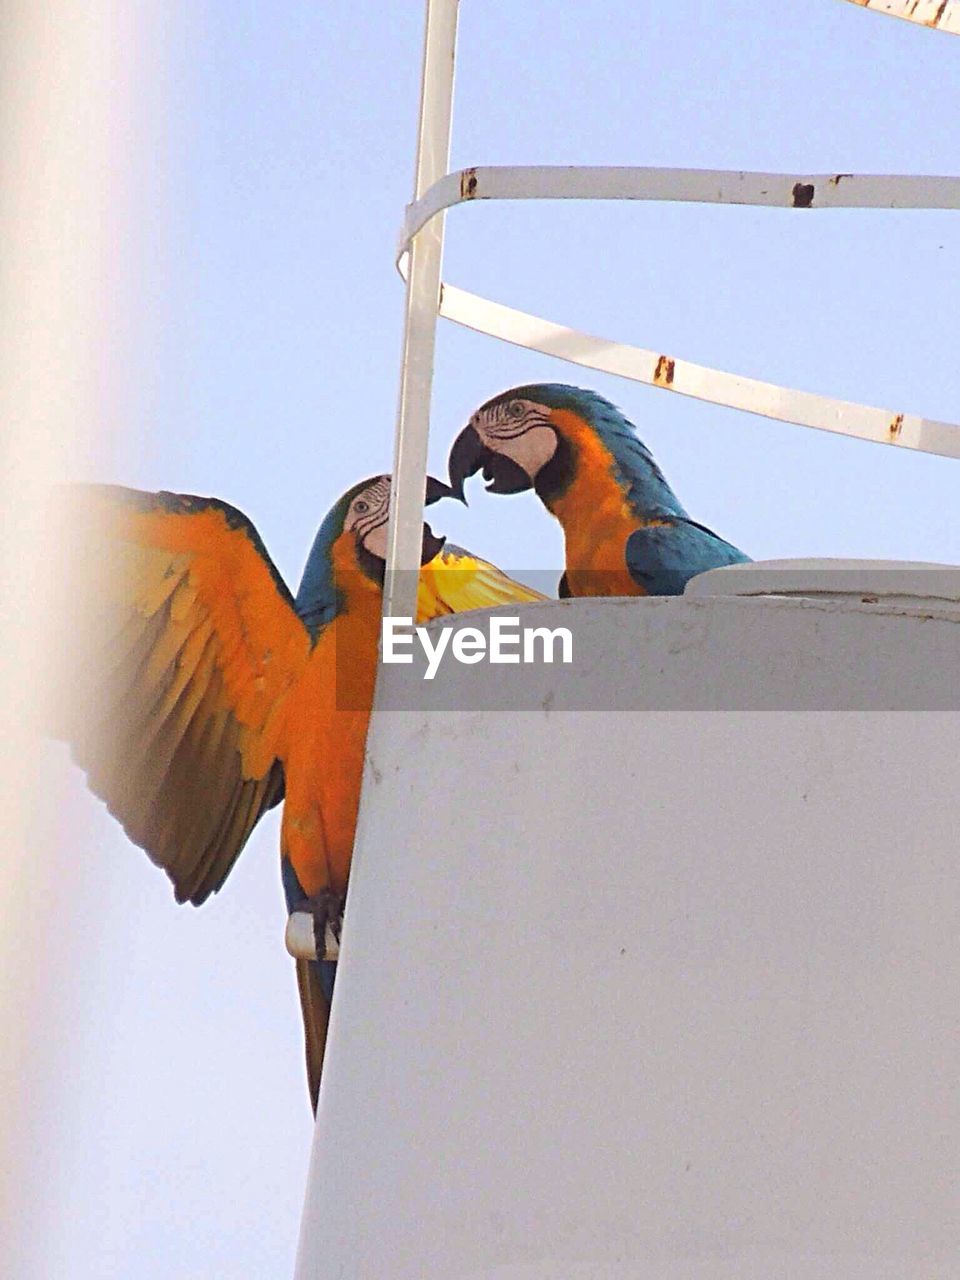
xmin=295 ymin=474 xmax=453 ymax=633
xmin=338 ymin=473 xmax=453 ymax=575
xmin=448 ymin=387 xmax=563 ymax=500
xmin=448 ymin=383 xmax=682 ymax=517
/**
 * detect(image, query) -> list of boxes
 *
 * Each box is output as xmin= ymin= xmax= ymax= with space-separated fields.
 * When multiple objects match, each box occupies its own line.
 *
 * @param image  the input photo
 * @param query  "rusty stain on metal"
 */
xmin=653 ymin=355 xmax=676 ymax=387
xmin=842 ymin=0 xmax=958 ymax=31
xmin=460 ymin=167 xmax=478 ymax=199
xmin=398 ymin=166 xmax=960 ymax=460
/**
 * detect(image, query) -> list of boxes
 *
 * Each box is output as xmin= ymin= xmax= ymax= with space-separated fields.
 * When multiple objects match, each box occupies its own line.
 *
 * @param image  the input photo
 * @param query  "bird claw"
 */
xmin=300 ymin=889 xmax=344 ymax=961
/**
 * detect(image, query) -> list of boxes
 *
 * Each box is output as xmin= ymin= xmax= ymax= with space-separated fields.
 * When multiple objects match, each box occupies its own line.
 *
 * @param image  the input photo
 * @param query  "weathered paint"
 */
xmin=844 ymin=0 xmax=959 ymax=34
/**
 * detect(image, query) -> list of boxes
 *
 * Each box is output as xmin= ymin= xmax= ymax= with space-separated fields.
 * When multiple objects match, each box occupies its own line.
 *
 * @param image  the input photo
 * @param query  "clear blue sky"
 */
xmin=37 ymin=3 xmax=959 ymax=1276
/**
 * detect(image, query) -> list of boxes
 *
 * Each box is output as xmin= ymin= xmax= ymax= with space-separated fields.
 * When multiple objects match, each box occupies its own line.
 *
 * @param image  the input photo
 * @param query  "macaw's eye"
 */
xmin=508 ymin=400 xmax=524 ymax=418
xmin=354 ymin=500 xmax=369 ymax=514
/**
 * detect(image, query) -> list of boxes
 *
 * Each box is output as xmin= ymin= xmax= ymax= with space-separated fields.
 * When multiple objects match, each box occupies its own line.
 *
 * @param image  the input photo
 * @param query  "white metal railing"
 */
xmin=841 ymin=0 xmax=959 ymax=32
xmin=383 ymin=0 xmax=959 ymax=622
xmin=398 ymin=166 xmax=960 ymax=463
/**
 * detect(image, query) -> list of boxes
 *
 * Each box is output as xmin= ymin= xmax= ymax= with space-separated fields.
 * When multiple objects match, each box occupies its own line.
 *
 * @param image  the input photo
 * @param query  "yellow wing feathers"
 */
xmin=416 ymin=543 xmax=546 ymax=620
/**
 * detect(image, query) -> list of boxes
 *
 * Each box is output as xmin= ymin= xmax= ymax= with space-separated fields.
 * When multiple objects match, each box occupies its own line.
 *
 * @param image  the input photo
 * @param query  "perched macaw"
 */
xmin=57 ymin=474 xmax=543 ymax=1110
xmin=448 ymin=383 xmax=750 ymax=597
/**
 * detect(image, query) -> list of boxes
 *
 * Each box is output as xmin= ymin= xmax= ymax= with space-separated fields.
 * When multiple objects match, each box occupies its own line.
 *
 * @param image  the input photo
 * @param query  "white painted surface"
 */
xmin=686 ymin=558 xmax=960 ymax=602
xmin=295 ymin=567 xmax=960 ymax=1278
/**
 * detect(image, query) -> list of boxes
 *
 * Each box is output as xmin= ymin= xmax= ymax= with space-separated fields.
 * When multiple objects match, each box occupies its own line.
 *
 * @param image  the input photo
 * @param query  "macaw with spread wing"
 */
xmin=449 ymin=383 xmax=750 ymax=597
xmin=57 ymin=474 xmax=543 ymax=1111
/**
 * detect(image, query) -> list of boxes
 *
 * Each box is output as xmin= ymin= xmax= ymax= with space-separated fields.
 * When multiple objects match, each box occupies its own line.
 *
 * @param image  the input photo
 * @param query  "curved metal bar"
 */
xmin=400 ymin=166 xmax=960 ymax=255
xmin=396 ymin=165 xmax=960 ymax=460
xmin=437 ymin=285 xmax=960 ymax=459
xmin=841 ymin=0 xmax=959 ymax=33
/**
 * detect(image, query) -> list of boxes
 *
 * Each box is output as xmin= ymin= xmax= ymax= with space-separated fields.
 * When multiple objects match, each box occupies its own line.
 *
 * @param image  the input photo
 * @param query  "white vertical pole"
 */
xmin=382 ymin=0 xmax=459 ymax=622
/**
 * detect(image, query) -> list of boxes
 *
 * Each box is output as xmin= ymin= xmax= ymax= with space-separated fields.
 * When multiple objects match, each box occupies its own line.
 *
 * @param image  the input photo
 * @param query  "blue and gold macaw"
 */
xmin=448 ymin=383 xmax=750 ymax=597
xmin=57 ymin=474 xmax=543 ymax=1110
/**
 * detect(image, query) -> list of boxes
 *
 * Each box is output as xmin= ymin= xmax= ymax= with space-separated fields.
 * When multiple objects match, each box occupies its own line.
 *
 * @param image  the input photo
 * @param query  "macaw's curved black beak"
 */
xmin=447 ymin=425 xmax=484 ymax=502
xmin=447 ymin=424 xmax=532 ymax=500
xmin=420 ymin=521 xmax=446 ymax=565
xmin=424 ymin=474 xmax=455 ymax=506
xmin=422 ymin=477 xmax=451 ymax=561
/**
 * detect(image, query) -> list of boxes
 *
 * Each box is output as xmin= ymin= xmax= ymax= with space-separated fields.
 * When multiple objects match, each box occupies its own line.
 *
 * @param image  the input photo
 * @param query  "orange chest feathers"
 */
xmin=548 ymin=410 xmax=646 ymax=598
xmin=278 ymin=534 xmax=383 ymax=897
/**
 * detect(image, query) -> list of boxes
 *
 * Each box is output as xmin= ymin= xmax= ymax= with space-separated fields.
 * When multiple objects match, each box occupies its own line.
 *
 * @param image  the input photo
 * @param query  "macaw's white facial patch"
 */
xmin=361 ymin=520 xmax=389 ymax=560
xmin=346 ymin=475 xmax=392 ymax=549
xmin=501 ymin=423 xmax=557 ymax=478
xmin=473 ymin=398 xmax=557 ymax=479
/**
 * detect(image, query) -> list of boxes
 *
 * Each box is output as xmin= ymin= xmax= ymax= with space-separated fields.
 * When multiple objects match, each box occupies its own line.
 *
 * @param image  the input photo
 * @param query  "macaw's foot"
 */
xmin=298 ymin=888 xmax=344 ymax=961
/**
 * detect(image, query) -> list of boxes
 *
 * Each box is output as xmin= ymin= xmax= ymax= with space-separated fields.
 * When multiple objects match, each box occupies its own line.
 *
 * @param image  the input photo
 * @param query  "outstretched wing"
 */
xmin=625 ymin=518 xmax=751 ymax=596
xmin=417 ymin=543 xmax=547 ymax=619
xmin=56 ymin=484 xmax=312 ymax=904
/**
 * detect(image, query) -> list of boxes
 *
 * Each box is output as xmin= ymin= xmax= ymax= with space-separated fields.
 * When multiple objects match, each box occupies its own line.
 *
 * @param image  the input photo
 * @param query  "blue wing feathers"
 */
xmin=626 ymin=520 xmax=751 ymax=596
